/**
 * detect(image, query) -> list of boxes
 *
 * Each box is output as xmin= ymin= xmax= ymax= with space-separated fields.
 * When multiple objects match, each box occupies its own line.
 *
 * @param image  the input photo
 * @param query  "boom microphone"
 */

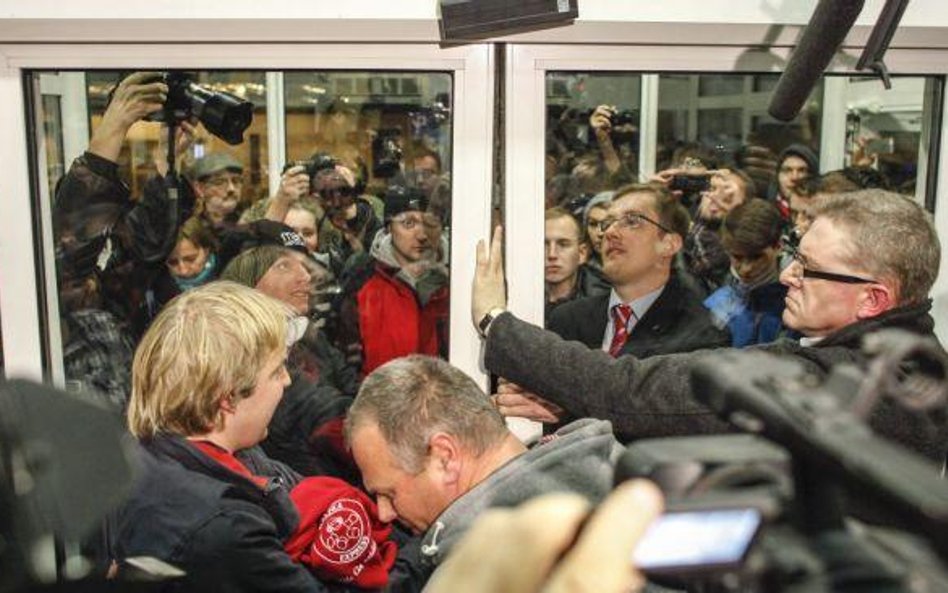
xmin=768 ymin=0 xmax=866 ymax=121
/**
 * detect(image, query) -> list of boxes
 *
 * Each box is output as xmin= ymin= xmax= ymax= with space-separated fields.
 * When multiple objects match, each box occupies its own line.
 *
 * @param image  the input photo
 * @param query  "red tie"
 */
xmin=609 ymin=304 xmax=636 ymax=357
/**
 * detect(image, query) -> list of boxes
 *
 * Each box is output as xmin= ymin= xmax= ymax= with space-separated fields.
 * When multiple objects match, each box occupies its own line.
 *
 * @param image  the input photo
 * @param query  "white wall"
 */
xmin=1 ymin=0 xmax=947 ymax=27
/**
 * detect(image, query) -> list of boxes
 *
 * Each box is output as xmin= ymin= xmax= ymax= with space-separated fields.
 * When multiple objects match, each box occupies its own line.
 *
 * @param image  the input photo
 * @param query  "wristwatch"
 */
xmin=477 ymin=307 xmax=507 ymax=338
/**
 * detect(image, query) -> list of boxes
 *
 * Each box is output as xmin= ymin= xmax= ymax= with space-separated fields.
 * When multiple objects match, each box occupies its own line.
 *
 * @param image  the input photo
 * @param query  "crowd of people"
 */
xmin=42 ymin=73 xmax=948 ymax=592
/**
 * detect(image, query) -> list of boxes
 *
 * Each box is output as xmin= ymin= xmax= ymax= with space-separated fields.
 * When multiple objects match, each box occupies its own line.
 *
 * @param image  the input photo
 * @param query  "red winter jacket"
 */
xmin=356 ymin=264 xmax=449 ymax=375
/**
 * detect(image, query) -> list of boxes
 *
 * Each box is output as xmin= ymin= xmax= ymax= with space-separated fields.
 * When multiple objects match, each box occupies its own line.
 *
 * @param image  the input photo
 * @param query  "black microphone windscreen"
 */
xmin=768 ymin=0 xmax=866 ymax=122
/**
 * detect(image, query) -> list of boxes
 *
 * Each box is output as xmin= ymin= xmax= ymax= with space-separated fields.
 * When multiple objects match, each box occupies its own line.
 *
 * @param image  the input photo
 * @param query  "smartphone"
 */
xmin=634 ymin=507 xmax=763 ymax=576
xmin=669 ymin=174 xmax=710 ymax=194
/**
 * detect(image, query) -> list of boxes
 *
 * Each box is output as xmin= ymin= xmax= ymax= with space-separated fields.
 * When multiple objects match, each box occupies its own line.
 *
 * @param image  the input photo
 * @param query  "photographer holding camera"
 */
xmin=53 ymin=72 xmax=189 ymax=406
xmin=588 ymin=104 xmax=638 ymax=186
xmin=53 ymin=72 xmax=257 ymax=398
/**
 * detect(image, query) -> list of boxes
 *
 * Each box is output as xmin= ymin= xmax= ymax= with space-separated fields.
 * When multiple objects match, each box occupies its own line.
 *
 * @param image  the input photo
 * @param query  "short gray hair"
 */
xmin=810 ymin=190 xmax=939 ymax=305
xmin=344 ymin=355 xmax=509 ymax=473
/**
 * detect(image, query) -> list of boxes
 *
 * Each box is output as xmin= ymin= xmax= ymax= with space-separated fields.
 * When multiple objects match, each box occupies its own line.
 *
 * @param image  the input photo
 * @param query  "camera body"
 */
xmin=283 ymin=153 xmax=338 ymax=179
xmin=372 ymin=128 xmax=404 ymax=179
xmin=144 ymin=71 xmax=253 ymax=146
xmin=610 ymin=109 xmax=637 ymax=127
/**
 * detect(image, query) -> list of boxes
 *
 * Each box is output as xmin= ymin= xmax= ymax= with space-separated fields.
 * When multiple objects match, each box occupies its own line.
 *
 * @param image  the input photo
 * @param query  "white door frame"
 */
xmin=0 ymin=42 xmax=495 ymax=387
xmin=505 ymin=43 xmax=948 ymax=351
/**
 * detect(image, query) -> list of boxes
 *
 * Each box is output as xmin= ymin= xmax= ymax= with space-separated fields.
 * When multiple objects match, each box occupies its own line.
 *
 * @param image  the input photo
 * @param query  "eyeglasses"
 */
xmin=392 ymin=214 xmax=441 ymax=231
xmin=204 ymin=174 xmax=244 ymax=189
xmin=598 ymin=212 xmax=673 ymax=235
xmin=787 ymin=248 xmax=875 ymax=284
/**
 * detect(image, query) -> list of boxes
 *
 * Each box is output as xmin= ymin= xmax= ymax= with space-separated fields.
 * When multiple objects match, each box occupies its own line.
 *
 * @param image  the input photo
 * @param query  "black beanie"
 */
xmin=383 ymin=185 xmax=428 ymax=221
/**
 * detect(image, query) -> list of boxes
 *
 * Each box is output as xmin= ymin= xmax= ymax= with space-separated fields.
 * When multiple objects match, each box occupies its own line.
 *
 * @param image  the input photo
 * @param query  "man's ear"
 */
xmin=578 ymin=241 xmax=590 ymax=265
xmin=428 ymin=432 xmax=462 ymax=486
xmin=856 ymin=282 xmax=897 ymax=319
xmin=218 ymin=392 xmax=238 ymax=415
xmin=192 ymin=181 xmax=206 ymax=200
xmin=660 ymin=233 xmax=683 ymax=258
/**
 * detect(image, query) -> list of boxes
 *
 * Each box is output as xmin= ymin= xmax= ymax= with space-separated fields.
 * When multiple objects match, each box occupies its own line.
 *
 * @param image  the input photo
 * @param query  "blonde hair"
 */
xmin=127 ymin=281 xmax=290 ymax=439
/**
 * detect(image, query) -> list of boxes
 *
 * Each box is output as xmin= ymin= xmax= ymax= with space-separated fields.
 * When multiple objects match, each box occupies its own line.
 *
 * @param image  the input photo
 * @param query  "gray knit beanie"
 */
xmin=583 ymin=190 xmax=614 ymax=227
xmin=219 ymin=245 xmax=287 ymax=288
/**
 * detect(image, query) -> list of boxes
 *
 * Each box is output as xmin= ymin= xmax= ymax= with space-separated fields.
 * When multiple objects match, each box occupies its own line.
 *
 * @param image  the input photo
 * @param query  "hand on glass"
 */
xmin=472 ymin=225 xmax=507 ymax=327
xmin=426 ymin=480 xmax=664 ymax=593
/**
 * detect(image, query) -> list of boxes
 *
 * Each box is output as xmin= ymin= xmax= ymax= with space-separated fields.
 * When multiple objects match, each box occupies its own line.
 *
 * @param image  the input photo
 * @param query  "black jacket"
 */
xmin=117 ymin=435 xmax=425 ymax=592
xmin=547 ymin=272 xmax=730 ymax=358
xmin=116 ymin=435 xmax=334 ymax=593
xmin=54 ymin=152 xmax=193 ymax=325
xmin=485 ymin=301 xmax=947 ymax=461
xmin=545 ymin=263 xmax=611 ymax=320
xmin=55 ymin=152 xmax=191 ymax=272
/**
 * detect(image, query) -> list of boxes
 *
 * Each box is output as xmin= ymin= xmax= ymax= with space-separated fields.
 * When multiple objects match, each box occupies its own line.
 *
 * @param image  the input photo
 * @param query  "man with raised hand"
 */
xmin=473 ymin=190 xmax=947 ymax=459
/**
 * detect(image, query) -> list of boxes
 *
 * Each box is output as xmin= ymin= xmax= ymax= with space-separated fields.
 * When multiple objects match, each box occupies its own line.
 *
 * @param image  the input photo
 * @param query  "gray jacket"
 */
xmin=420 ymin=419 xmax=622 ymax=575
xmin=484 ymin=302 xmax=948 ymax=462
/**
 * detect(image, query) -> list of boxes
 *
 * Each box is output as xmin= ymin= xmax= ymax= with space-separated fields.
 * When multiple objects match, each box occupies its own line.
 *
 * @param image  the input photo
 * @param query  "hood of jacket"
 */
xmin=419 ymin=419 xmax=622 ymax=569
xmin=369 ymin=231 xmax=449 ymax=303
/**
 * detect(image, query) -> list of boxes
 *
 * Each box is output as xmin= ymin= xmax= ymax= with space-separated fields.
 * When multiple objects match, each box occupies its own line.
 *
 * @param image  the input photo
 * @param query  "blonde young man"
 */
xmin=118 ymin=282 xmax=365 ymax=592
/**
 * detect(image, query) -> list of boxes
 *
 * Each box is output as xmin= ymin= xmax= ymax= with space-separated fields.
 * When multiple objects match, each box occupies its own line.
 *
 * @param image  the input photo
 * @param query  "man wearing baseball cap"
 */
xmin=189 ymin=152 xmax=245 ymax=228
xmin=221 ymin=224 xmax=360 ymax=480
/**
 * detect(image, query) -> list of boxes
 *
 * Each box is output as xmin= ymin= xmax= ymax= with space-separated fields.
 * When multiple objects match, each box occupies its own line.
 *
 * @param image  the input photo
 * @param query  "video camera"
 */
xmin=617 ymin=330 xmax=948 ymax=591
xmin=145 ymin=71 xmax=253 ymax=146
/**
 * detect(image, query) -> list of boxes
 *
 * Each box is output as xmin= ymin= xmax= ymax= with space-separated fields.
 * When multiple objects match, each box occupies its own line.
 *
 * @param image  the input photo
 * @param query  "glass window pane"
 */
xmin=657 ymin=74 xmax=823 ymax=204
xmin=281 ymin=70 xmax=454 ymax=375
xmin=545 ymin=72 xmax=641 ymax=202
xmin=30 ymin=68 xmax=454 ymax=411
xmin=698 ymin=75 xmax=745 ymax=97
xmin=844 ymin=75 xmax=938 ymax=196
xmin=85 ymin=71 xmax=270 ymax=202
xmin=544 ymin=72 xmax=641 ymax=323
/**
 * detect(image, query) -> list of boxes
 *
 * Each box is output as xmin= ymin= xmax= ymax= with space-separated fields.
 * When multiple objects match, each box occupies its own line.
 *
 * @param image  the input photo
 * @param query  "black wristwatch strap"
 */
xmin=478 ymin=308 xmax=506 ymax=338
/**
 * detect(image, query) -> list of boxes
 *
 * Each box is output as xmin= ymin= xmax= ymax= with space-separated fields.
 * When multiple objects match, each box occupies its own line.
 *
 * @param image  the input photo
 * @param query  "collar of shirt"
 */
xmin=601 ymin=285 xmax=665 ymax=352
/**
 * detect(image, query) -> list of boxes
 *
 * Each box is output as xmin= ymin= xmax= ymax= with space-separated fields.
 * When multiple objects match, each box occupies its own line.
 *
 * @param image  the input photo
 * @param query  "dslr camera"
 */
xmin=283 ymin=153 xmax=337 ymax=179
xmin=610 ymin=109 xmax=637 ymax=127
xmin=144 ymin=71 xmax=253 ymax=146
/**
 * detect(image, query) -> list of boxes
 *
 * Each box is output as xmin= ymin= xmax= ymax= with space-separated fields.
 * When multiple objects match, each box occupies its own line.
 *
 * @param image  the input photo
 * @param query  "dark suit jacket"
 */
xmin=547 ymin=272 xmax=731 ymax=359
xmin=486 ymin=301 xmax=947 ymax=461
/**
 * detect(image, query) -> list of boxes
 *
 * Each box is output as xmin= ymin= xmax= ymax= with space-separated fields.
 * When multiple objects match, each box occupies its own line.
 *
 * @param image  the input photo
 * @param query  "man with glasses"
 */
xmin=546 ymin=185 xmax=727 ymax=366
xmin=337 ymin=186 xmax=449 ymax=376
xmin=474 ymin=190 xmax=946 ymax=461
xmin=190 ymin=152 xmax=245 ymax=228
xmin=312 ymin=162 xmax=384 ymax=276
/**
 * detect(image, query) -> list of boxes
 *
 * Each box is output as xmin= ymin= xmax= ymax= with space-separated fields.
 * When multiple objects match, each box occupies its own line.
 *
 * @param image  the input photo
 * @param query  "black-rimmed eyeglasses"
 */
xmin=598 ymin=212 xmax=673 ymax=234
xmin=788 ymin=248 xmax=875 ymax=284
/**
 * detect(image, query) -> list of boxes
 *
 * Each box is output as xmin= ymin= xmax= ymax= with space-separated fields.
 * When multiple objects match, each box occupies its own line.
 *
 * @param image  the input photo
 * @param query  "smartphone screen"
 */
xmin=633 ymin=508 xmax=762 ymax=575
